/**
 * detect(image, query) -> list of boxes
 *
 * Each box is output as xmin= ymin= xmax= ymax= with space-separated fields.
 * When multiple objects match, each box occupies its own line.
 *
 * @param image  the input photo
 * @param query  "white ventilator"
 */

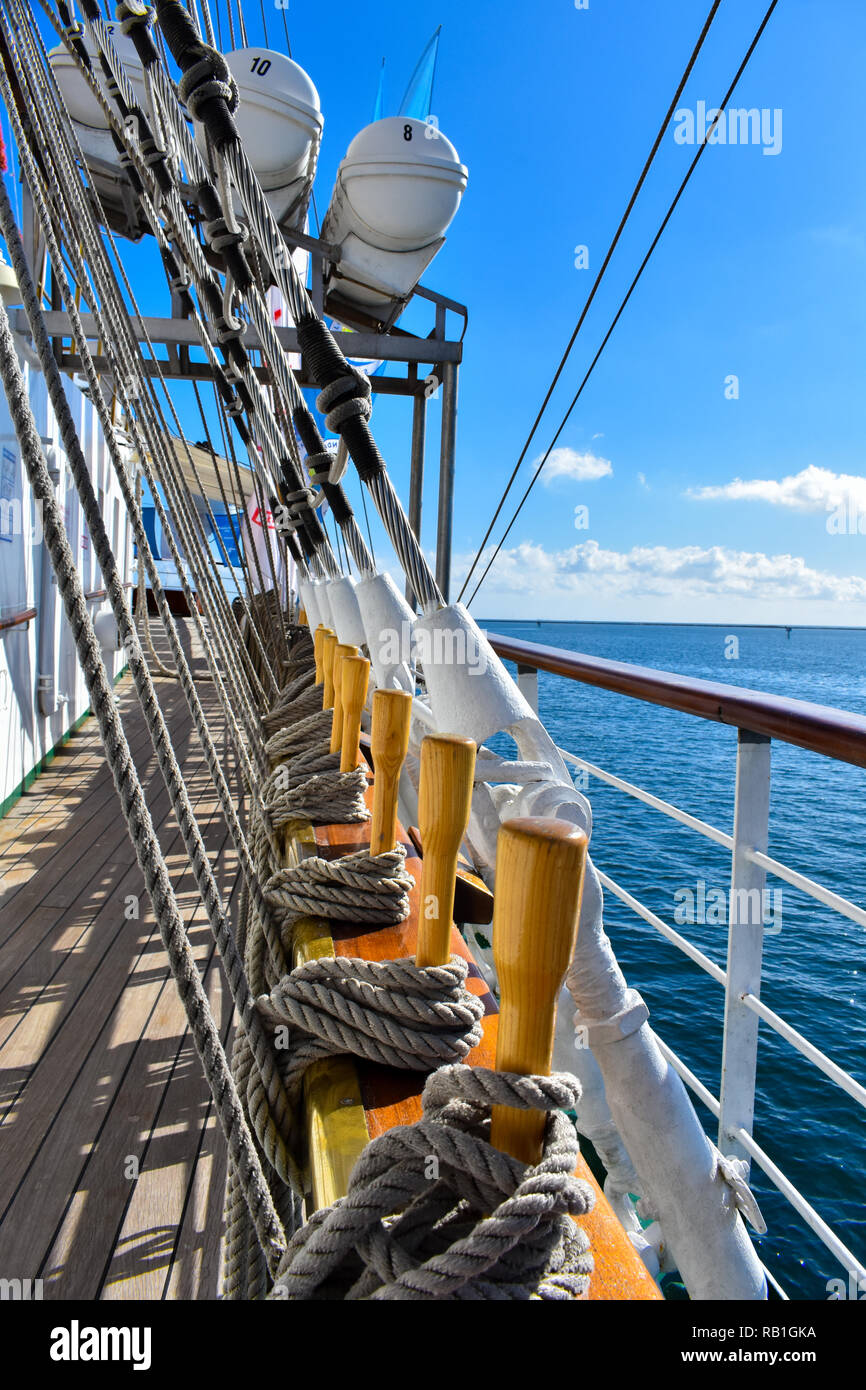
xmin=321 ymin=117 xmax=468 ymax=321
xmin=399 ymin=599 xmax=767 ymax=1300
xmin=196 ymin=49 xmax=322 ymax=230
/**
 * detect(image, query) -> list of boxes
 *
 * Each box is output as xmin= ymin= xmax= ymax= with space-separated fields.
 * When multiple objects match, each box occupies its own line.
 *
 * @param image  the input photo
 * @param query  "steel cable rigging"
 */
xmin=464 ymin=0 xmax=780 ymax=608
xmin=457 ymin=0 xmax=725 ymax=603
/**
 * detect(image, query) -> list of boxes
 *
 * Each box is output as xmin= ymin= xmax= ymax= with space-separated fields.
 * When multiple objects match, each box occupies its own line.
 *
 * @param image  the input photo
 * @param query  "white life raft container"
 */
xmin=196 ymin=48 xmax=323 ymax=231
xmin=49 ymin=29 xmax=147 ymax=168
xmin=321 ymin=116 xmax=467 ymax=322
xmin=48 ymin=29 xmax=149 ymax=238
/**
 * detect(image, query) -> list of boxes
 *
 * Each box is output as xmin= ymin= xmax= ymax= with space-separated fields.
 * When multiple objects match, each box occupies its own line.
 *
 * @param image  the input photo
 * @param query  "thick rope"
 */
xmin=13 ymin=2 xmax=288 ymax=773
xmin=263 ymin=682 xmax=326 ymax=734
xmin=0 ymin=285 xmax=288 ymax=1273
xmin=265 ymin=846 xmax=413 ymax=925
xmin=271 ymin=1064 xmax=595 ymax=1300
xmin=239 ymin=849 xmax=483 ymax=1215
xmin=264 ymin=765 xmax=370 ymax=828
xmin=0 ymin=7 xmax=270 ymax=794
xmin=265 ymin=708 xmax=333 ymax=764
xmin=0 ymin=95 xmax=301 ymax=1202
xmin=259 ymin=955 xmax=484 ymax=1081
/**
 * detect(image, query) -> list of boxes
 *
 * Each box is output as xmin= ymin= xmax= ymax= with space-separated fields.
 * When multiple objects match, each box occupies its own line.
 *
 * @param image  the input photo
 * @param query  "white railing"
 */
xmin=493 ymin=639 xmax=866 ymax=1293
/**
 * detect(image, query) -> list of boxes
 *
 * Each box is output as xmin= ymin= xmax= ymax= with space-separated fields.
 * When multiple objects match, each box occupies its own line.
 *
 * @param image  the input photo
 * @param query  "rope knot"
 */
xmin=178 ymin=50 xmax=240 ymax=125
xmin=316 ymin=367 xmax=372 ymax=434
xmin=303 ymin=449 xmax=334 ymax=483
xmin=115 ymin=2 xmax=154 ymax=35
xmin=264 ymin=844 xmax=415 ymax=929
xmin=269 ymin=1061 xmax=594 ymax=1300
xmin=258 ymin=952 xmax=484 ymax=1074
xmin=264 ymin=763 xmax=370 ymax=827
xmin=203 ymin=215 xmax=247 ymax=256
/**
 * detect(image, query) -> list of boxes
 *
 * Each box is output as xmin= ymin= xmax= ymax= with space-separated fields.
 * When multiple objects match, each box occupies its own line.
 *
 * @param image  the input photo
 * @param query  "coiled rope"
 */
xmin=271 ymin=1064 xmax=594 ymax=1301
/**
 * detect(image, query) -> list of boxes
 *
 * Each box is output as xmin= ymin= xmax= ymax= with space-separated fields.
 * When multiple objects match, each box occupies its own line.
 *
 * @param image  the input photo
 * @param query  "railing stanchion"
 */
xmin=718 ymin=728 xmax=772 ymax=1168
xmin=516 ymin=661 xmax=538 ymax=715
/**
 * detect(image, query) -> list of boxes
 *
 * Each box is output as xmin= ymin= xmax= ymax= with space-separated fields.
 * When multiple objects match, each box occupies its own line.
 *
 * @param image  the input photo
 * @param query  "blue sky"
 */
xmin=9 ymin=0 xmax=866 ymax=622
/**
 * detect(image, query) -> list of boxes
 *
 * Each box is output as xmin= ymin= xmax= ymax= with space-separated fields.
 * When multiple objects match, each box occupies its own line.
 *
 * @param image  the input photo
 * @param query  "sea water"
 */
xmin=482 ymin=620 xmax=866 ymax=1301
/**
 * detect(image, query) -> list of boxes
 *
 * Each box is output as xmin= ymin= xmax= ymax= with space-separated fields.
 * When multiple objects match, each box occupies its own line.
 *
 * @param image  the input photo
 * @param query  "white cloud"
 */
xmin=538 ymin=447 xmax=613 ymax=485
xmin=687 ymin=465 xmax=866 ymax=514
xmin=637 ymin=471 xmax=649 ymax=489
xmin=457 ymin=538 xmax=866 ymax=605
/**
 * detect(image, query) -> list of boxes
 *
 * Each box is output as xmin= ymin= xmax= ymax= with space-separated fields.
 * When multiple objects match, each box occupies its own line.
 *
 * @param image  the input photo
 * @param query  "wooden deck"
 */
xmin=0 ymin=617 xmax=658 ymax=1302
xmin=0 ymin=621 xmax=233 ymax=1300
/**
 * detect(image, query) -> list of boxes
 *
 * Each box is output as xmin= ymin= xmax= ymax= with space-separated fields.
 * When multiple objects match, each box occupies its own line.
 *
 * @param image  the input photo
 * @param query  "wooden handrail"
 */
xmin=84 ymin=583 xmax=134 ymax=601
xmin=1 ymin=586 xmax=133 ymax=628
xmin=488 ymin=631 xmax=866 ymax=770
xmin=0 ymin=606 xmax=37 ymax=632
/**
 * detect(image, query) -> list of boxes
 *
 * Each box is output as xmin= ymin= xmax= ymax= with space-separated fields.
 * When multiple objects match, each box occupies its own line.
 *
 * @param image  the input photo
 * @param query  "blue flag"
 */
xmin=398 ymin=27 xmax=441 ymax=121
xmin=373 ymin=58 xmax=386 ymax=122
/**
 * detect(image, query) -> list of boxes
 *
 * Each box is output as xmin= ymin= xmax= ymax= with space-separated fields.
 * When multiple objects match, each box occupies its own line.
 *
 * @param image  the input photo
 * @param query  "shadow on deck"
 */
xmin=0 ymin=621 xmax=235 ymax=1299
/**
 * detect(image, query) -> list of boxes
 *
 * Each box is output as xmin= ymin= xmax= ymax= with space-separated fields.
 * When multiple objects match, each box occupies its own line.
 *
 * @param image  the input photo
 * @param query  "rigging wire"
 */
xmin=199 ymin=0 xmax=216 ymax=48
xmin=24 ymin=0 xmax=283 ymax=719
xmin=58 ymin=0 xmax=337 ymax=582
xmin=457 ymin=0 xmax=724 ymax=603
xmin=3 ymin=1 xmax=271 ymax=785
xmin=360 ymin=485 xmax=377 ymax=570
xmin=279 ymin=2 xmax=291 ymax=57
xmin=236 ymin=0 xmax=248 ymax=48
xmin=192 ymin=376 xmax=256 ymax=601
xmin=465 ymin=0 xmax=780 ymax=608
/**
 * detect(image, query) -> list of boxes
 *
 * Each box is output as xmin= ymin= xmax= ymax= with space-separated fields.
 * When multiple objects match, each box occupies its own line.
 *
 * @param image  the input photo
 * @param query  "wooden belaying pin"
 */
xmin=489 ymin=818 xmax=587 ymax=1166
xmin=415 ymin=734 xmax=476 ymax=968
xmin=314 ymin=625 xmax=334 ymax=685
xmin=369 ymin=689 xmax=413 ymax=855
xmin=330 ymin=643 xmax=358 ymax=754
xmin=298 ymin=608 xmax=308 ymax=627
xmin=321 ymin=632 xmax=338 ymax=709
xmin=340 ymin=655 xmax=370 ymax=773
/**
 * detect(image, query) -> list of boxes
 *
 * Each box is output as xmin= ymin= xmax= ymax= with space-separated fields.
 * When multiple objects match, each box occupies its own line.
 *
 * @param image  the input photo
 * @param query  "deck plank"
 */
xmin=0 ymin=621 xmax=232 ymax=1301
xmin=0 ymin=724 xmax=206 ymax=1057
xmin=1 ymin=782 xmax=229 ymax=1273
xmin=0 ymin=706 xmax=180 ymax=901
xmin=98 ymin=878 xmax=234 ymax=1301
xmin=0 ymin=724 xmax=216 ymax=1092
